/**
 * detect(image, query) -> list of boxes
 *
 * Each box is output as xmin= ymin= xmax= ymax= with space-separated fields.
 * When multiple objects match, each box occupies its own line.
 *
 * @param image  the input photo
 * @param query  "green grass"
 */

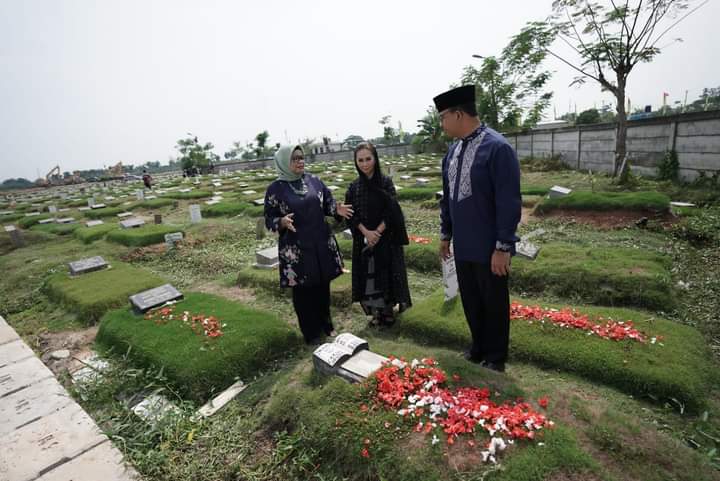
xmin=397 ymin=290 xmax=716 ymax=413
xmin=96 ymin=292 xmax=302 ymax=401
xmin=45 ymin=262 xmax=166 ymax=323
xmin=536 ymin=190 xmax=670 ymax=214
xmin=512 ymin=241 xmax=675 ymax=311
xmin=0 ymin=213 xmax=24 ymax=223
xmin=133 ymin=198 xmax=176 ymax=209
xmin=236 ymin=261 xmax=353 ymax=307
xmin=83 ymin=206 xmax=127 ymax=219
xmin=396 ymin=186 xmax=441 ymax=201
xmin=106 ymin=224 xmax=185 ymax=247
xmin=520 ymin=186 xmax=550 ymax=196
xmin=162 ymin=190 xmax=213 ymax=200
xmin=30 ymin=222 xmax=80 ymax=236
xmin=202 ymin=201 xmax=252 ymax=218
xmin=261 ymin=339 xmax=599 ymax=481
xmin=74 ymin=223 xmax=117 ymax=244
xmin=18 ymin=214 xmax=53 ymax=228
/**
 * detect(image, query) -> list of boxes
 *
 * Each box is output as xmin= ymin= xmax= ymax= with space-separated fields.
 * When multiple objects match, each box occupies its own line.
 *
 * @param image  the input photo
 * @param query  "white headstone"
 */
xmin=548 ymin=186 xmax=572 ymax=198
xmin=189 ymin=204 xmax=202 ymax=223
xmin=442 ymin=253 xmax=458 ymax=301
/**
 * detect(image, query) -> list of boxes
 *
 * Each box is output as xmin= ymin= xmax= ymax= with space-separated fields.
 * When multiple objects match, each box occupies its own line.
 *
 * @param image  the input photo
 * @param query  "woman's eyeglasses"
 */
xmin=291 ymin=155 xmax=304 ymax=162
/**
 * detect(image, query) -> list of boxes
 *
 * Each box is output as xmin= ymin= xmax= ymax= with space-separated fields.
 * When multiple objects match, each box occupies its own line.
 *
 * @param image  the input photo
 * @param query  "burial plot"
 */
xmin=69 ymin=256 xmax=109 ymax=276
xmin=129 ymin=284 xmax=183 ymax=313
xmin=189 ymin=204 xmax=202 ymax=223
xmin=4 ymin=225 xmax=24 ymax=247
xmin=313 ymin=333 xmax=389 ymax=383
xmin=254 ymin=246 xmax=279 ymax=269
xmin=85 ymin=219 xmax=105 ymax=227
xmin=120 ymin=218 xmax=145 ymax=229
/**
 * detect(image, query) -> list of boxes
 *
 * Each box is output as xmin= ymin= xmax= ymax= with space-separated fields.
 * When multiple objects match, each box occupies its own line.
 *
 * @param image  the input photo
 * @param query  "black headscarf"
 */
xmin=353 ymin=142 xmax=408 ymax=246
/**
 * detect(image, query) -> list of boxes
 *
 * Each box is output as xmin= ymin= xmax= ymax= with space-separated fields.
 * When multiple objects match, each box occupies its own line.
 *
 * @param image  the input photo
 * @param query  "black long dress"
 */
xmin=344 ymin=174 xmax=411 ymax=319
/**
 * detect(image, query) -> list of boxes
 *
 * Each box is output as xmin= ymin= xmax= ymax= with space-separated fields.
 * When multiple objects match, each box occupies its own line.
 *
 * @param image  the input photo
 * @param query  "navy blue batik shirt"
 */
xmin=439 ymin=125 xmax=522 ymax=263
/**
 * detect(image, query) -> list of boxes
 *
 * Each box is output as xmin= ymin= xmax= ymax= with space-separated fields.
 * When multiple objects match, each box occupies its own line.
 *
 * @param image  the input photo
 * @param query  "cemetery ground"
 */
xmin=1 ymin=157 xmax=720 ymax=481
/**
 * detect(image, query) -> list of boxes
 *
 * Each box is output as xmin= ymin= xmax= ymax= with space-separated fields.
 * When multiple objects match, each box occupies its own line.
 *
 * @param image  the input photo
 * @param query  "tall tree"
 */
xmin=255 ymin=131 xmax=270 ymax=158
xmin=506 ymin=0 xmax=706 ymax=175
xmin=175 ymin=134 xmax=219 ymax=172
xmin=461 ymin=54 xmax=553 ymax=131
xmin=413 ymin=106 xmax=452 ymax=152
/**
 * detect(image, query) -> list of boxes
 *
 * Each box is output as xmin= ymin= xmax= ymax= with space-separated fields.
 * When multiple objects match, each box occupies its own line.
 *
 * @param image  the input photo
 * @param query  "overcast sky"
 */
xmin=1 ymin=0 xmax=718 ymax=181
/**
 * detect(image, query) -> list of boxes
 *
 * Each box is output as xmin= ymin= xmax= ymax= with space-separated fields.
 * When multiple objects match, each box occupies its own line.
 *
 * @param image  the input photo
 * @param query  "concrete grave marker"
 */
xmin=91 ymin=203 xmax=107 ymax=209
xmin=253 ymin=198 xmax=264 ymax=206
xmin=69 ymin=256 xmax=109 ymax=276
xmin=313 ymin=333 xmax=388 ymax=383
xmin=400 ymin=175 xmax=412 ymax=180
xmin=4 ymin=225 xmax=24 ymax=247
xmin=670 ymin=201 xmax=696 ymax=207
xmin=549 ymin=185 xmax=572 ymax=198
xmin=56 ymin=217 xmax=75 ymax=224
xmin=442 ymin=252 xmax=459 ymax=301
xmin=254 ymin=246 xmax=279 ymax=269
xmin=342 ymin=228 xmax=353 ymax=240
xmin=85 ymin=220 xmax=105 ymax=227
xmin=205 ymin=199 xmax=220 ymax=205
xmin=435 ymin=190 xmax=444 ymax=200
xmin=189 ymin=204 xmax=202 ymax=223
xmin=415 ymin=178 xmax=430 ymax=186
xmin=38 ymin=218 xmax=55 ymax=225
xmin=516 ymin=241 xmax=540 ymax=260
xmin=129 ymin=284 xmax=183 ymax=313
xmin=117 ymin=211 xmax=133 ymax=218
xmin=197 ymin=380 xmax=247 ymax=418
xmin=131 ymin=393 xmax=180 ymax=425
xmin=25 ymin=212 xmax=41 ymax=217
xmin=136 ymin=190 xmax=144 ymax=201
xmin=241 ymin=190 xmax=257 ymax=195
xmin=48 ymin=205 xmax=57 ymax=213
xmin=164 ymin=232 xmax=183 ymax=249
xmin=120 ymin=218 xmax=145 ymax=229
xmin=327 ymin=185 xmax=339 ymax=191
xmin=256 ymin=218 xmax=266 ymax=240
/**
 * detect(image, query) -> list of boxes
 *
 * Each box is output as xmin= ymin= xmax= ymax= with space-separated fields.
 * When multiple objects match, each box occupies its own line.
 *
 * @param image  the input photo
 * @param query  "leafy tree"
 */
xmin=577 ymin=108 xmax=602 ymax=124
xmin=461 ymin=54 xmax=553 ymax=131
xmin=175 ymin=134 xmax=219 ymax=172
xmin=506 ymin=0 xmax=705 ymax=176
xmin=255 ymin=131 xmax=270 ymax=158
xmin=413 ymin=106 xmax=451 ymax=152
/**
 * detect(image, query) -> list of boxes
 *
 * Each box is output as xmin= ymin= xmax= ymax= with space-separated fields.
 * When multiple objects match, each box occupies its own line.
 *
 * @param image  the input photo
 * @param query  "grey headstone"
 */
xmin=670 ymin=201 xmax=696 ymax=207
xmin=241 ymin=190 xmax=257 ymax=195
xmin=205 ymin=199 xmax=220 ymax=205
xmin=415 ymin=178 xmax=429 ymax=186
xmin=253 ymin=198 xmax=264 ymax=206
xmin=117 ymin=212 xmax=133 ymax=218
xmin=342 ymin=228 xmax=353 ymax=240
xmin=48 ymin=205 xmax=57 ymax=213
xmin=25 ymin=212 xmax=41 ymax=217
xmin=129 ymin=284 xmax=183 ymax=313
xmin=400 ymin=175 xmax=411 ymax=180
xmin=548 ymin=186 xmax=572 ymax=198
xmin=78 ymin=206 xmax=91 ymax=211
xmin=119 ymin=218 xmax=145 ymax=229
xmin=164 ymin=232 xmax=183 ymax=249
xmin=521 ymin=228 xmax=546 ymax=242
xmin=56 ymin=217 xmax=75 ymax=224
xmin=327 ymin=185 xmax=339 ymax=191
xmin=90 ymin=203 xmax=107 ymax=210
xmin=254 ymin=246 xmax=279 ymax=269
xmin=85 ymin=220 xmax=104 ymax=227
xmin=69 ymin=256 xmax=108 ymax=276
xmin=435 ymin=190 xmax=444 ymax=200
xmin=189 ymin=204 xmax=202 ymax=223
xmin=38 ymin=218 xmax=55 ymax=225
xmin=145 ymin=194 xmax=157 ymax=200
xmin=136 ymin=190 xmax=144 ymax=200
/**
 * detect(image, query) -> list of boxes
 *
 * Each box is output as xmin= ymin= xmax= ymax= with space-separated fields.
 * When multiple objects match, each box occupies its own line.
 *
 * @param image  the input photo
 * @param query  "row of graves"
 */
xmin=1 ymin=153 xmax=717 ymax=479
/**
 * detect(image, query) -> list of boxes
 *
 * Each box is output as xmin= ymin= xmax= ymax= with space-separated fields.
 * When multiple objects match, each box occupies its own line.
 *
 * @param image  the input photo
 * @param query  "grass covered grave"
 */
xmin=107 ymin=224 xmax=185 ymax=247
xmin=536 ymin=191 xmax=670 ymax=214
xmin=97 ymin=292 xmax=302 ymax=401
xmin=74 ymin=223 xmax=117 ymax=243
xmin=397 ymin=290 xmax=716 ymax=413
xmin=45 ymin=261 xmax=166 ymax=323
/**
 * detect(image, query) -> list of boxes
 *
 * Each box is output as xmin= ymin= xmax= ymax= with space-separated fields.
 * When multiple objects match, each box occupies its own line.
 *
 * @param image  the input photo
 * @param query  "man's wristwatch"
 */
xmin=495 ymin=241 xmax=513 ymax=253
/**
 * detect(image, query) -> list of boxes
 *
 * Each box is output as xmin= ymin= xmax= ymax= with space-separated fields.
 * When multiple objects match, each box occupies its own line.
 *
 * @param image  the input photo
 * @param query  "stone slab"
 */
xmin=86 ymin=220 xmax=105 ymax=227
xmin=117 ymin=212 xmax=133 ymax=218
xmin=38 ymin=218 xmax=55 ymax=225
xmin=548 ymin=185 xmax=572 ymax=198
xmin=129 ymin=284 xmax=183 ymax=313
xmin=338 ymin=350 xmax=388 ymax=381
xmin=0 ymin=377 xmax=73 ymax=435
xmin=36 ymin=439 xmax=139 ymax=481
xmin=197 ymin=381 xmax=247 ymax=418
xmin=119 ymin=218 xmax=145 ymax=229
xmin=670 ymin=201 xmax=696 ymax=207
xmin=69 ymin=256 xmax=109 ymax=276
xmin=0 ymin=339 xmax=35 ymax=367
xmin=189 ymin=204 xmax=202 ymax=223
xmin=342 ymin=228 xmax=353 ymax=240
xmin=131 ymin=393 xmax=180 ymax=425
xmin=0 ymin=403 xmax=106 ymax=481
xmin=0 ymin=355 xmax=54 ymax=398
xmin=252 ymin=198 xmax=264 ymax=206
xmin=255 ymin=246 xmax=279 ymax=266
xmin=55 ymin=217 xmax=75 ymax=224
xmin=516 ymin=241 xmax=540 ymax=260
xmin=91 ymin=203 xmax=107 ymax=209
xmin=0 ymin=315 xmax=20 ymax=345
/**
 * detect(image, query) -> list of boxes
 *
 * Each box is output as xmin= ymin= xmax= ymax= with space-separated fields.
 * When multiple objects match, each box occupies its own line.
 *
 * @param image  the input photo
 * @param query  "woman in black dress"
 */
xmin=344 ymin=142 xmax=411 ymax=326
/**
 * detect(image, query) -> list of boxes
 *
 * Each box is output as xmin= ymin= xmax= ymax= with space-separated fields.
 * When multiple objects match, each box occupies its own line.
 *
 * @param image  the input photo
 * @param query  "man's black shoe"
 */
xmin=482 ymin=361 xmax=506 ymax=373
xmin=463 ymin=350 xmax=483 ymax=364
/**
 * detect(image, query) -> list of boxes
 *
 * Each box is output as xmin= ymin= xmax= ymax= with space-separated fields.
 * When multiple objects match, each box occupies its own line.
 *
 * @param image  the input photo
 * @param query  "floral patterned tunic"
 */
xmin=264 ymin=174 xmax=344 ymax=288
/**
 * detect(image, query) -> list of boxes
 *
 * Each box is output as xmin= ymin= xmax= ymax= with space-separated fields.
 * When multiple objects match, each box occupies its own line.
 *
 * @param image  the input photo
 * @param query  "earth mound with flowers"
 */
xmin=96 ymin=292 xmax=302 ymax=401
